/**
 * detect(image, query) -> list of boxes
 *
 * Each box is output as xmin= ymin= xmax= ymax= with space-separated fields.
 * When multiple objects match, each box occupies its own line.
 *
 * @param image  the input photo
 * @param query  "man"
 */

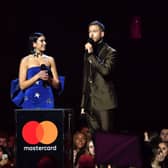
xmin=81 ymin=20 xmax=118 ymax=133
xmin=160 ymin=128 xmax=168 ymax=142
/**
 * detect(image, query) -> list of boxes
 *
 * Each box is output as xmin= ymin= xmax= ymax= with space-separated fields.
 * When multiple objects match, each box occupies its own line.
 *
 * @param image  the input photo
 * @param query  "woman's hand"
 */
xmin=38 ymin=70 xmax=49 ymax=81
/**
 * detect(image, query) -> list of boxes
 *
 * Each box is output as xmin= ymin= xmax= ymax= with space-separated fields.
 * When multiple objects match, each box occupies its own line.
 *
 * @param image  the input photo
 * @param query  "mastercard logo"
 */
xmin=22 ymin=121 xmax=58 ymax=145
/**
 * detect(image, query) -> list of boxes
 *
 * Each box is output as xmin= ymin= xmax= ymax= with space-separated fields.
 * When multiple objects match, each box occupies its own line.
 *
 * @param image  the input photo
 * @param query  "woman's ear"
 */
xmin=33 ymin=42 xmax=36 ymax=48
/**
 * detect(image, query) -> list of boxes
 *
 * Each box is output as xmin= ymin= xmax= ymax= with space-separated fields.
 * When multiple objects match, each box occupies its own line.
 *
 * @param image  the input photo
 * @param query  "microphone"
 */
xmin=41 ymin=64 xmax=53 ymax=78
xmin=87 ymin=38 xmax=95 ymax=46
xmin=40 ymin=64 xmax=48 ymax=87
xmin=40 ymin=64 xmax=47 ymax=70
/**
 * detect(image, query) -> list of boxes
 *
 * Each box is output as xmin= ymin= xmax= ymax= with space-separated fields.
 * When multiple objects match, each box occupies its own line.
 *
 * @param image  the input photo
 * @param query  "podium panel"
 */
xmin=15 ymin=108 xmax=73 ymax=168
xmin=95 ymin=132 xmax=143 ymax=168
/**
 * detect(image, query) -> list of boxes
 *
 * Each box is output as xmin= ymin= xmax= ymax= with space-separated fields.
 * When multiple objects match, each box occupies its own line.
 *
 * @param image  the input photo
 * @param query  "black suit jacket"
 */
xmin=81 ymin=42 xmax=118 ymax=111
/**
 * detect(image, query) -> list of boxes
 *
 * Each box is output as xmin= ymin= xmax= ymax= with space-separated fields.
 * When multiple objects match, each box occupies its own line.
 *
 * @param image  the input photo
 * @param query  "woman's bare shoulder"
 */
xmin=19 ymin=55 xmax=34 ymax=68
xmin=21 ymin=54 xmax=33 ymax=61
xmin=43 ymin=54 xmax=55 ymax=62
xmin=43 ymin=54 xmax=53 ymax=58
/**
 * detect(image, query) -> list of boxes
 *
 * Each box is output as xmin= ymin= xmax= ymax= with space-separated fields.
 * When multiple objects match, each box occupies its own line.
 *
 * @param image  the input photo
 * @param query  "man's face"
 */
xmin=0 ymin=137 xmax=7 ymax=147
xmin=88 ymin=25 xmax=104 ymax=42
xmin=160 ymin=129 xmax=168 ymax=142
xmin=74 ymin=133 xmax=86 ymax=149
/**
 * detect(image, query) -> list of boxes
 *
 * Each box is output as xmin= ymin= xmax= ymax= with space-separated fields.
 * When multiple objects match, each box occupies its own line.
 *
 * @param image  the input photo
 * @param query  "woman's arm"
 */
xmin=19 ymin=57 xmax=40 ymax=90
xmin=48 ymin=56 xmax=60 ymax=88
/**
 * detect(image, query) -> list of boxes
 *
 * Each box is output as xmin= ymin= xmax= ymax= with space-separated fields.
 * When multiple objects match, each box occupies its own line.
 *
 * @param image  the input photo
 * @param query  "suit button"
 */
xmin=88 ymin=59 xmax=92 ymax=64
xmin=88 ymin=80 xmax=93 ymax=84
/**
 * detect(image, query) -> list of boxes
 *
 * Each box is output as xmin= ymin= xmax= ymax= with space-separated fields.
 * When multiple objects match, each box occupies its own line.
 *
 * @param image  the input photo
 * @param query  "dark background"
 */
xmin=1 ymin=0 xmax=168 ymax=135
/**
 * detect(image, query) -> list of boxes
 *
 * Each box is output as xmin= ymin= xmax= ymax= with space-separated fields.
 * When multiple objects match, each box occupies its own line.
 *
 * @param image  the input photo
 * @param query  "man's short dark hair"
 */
xmin=88 ymin=20 xmax=105 ymax=31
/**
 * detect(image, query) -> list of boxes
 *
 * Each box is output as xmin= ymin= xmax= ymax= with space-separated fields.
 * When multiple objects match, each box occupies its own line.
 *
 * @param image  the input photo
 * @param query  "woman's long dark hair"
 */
xmin=29 ymin=32 xmax=44 ymax=54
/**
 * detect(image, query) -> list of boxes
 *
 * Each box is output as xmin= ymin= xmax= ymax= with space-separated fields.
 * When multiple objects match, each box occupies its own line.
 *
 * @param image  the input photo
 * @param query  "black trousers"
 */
xmin=91 ymin=107 xmax=116 ymax=132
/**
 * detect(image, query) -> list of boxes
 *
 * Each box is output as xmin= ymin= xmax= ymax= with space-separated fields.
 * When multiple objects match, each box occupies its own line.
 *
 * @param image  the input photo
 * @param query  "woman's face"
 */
xmin=159 ymin=142 xmax=168 ymax=158
xmin=74 ymin=133 xmax=86 ymax=149
xmin=88 ymin=141 xmax=95 ymax=156
xmin=33 ymin=36 xmax=46 ymax=52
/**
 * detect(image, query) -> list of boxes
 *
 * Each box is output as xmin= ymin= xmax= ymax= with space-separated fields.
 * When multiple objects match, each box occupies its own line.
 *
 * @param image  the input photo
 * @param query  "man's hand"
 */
xmin=144 ymin=131 xmax=149 ymax=142
xmin=81 ymin=108 xmax=85 ymax=115
xmin=85 ymin=42 xmax=93 ymax=54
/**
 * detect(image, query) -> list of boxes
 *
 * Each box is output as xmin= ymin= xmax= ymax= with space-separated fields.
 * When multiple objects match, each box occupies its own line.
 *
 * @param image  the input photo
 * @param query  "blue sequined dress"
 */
xmin=22 ymin=66 xmax=55 ymax=108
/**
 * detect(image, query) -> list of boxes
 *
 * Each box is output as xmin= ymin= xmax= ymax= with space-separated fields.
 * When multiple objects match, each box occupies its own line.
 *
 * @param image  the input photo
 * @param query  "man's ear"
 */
xmin=101 ymin=31 xmax=104 ymax=38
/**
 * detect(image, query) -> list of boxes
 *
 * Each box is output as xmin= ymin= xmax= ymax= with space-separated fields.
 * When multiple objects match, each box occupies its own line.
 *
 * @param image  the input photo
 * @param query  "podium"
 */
xmin=15 ymin=108 xmax=73 ymax=168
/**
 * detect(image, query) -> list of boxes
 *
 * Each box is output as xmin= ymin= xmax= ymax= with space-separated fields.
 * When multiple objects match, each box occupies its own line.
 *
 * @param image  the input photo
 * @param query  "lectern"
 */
xmin=15 ymin=108 xmax=73 ymax=168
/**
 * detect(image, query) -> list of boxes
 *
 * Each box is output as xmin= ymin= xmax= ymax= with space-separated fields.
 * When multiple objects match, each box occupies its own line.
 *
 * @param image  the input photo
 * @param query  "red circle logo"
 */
xmin=22 ymin=121 xmax=58 ymax=145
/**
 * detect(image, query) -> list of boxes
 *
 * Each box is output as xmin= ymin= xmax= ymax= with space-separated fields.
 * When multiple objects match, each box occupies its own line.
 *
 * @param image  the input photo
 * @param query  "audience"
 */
xmin=1 ymin=124 xmax=168 ymax=168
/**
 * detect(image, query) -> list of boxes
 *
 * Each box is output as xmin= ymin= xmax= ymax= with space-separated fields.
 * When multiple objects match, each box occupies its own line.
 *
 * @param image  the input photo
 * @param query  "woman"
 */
xmin=73 ymin=131 xmax=87 ymax=168
xmin=151 ymin=141 xmax=168 ymax=168
xmin=77 ymin=140 xmax=96 ymax=168
xmin=18 ymin=32 xmax=59 ymax=108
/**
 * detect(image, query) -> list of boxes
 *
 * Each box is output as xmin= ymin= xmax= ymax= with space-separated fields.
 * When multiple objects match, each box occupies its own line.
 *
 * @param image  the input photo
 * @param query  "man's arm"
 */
xmin=80 ymin=55 xmax=88 ymax=114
